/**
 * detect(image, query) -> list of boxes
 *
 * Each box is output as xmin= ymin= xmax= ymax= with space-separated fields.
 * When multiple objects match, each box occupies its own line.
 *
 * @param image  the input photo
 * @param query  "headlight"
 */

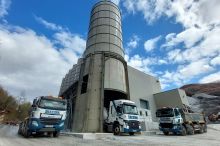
xmin=32 ymin=121 xmax=38 ymax=127
xmin=59 ymin=122 xmax=64 ymax=127
xmin=123 ymin=121 xmax=129 ymax=129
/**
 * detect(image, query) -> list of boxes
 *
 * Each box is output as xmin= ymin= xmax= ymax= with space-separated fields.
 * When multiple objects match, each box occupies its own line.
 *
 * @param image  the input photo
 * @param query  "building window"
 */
xmin=140 ymin=99 xmax=149 ymax=110
xmin=145 ymin=111 xmax=148 ymax=116
xmin=139 ymin=111 xmax=143 ymax=116
xmin=81 ymin=75 xmax=88 ymax=94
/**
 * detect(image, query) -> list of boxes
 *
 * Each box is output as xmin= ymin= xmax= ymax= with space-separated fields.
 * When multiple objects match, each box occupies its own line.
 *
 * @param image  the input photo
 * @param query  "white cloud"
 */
xmin=166 ymin=26 xmax=220 ymax=63
xmin=127 ymin=35 xmax=140 ymax=49
xmin=199 ymin=71 xmax=220 ymax=83
xmin=126 ymin=54 xmax=168 ymax=76
xmin=35 ymin=16 xmax=65 ymax=31
xmin=159 ymin=58 xmax=214 ymax=88
xmin=126 ymin=55 xmax=153 ymax=75
xmin=123 ymin=0 xmax=135 ymax=14
xmin=122 ymin=0 xmax=220 ymax=28
xmin=167 ymin=49 xmax=183 ymax=63
xmin=54 ymin=31 xmax=86 ymax=54
xmin=0 ymin=0 xmax=11 ymax=18
xmin=178 ymin=59 xmax=214 ymax=79
xmin=111 ymin=0 xmax=120 ymax=5
xmin=211 ymin=55 xmax=220 ymax=66
xmin=164 ymin=27 xmax=206 ymax=49
xmin=144 ymin=35 xmax=161 ymax=52
xmin=122 ymin=0 xmax=169 ymax=24
xmin=158 ymin=59 xmax=167 ymax=65
xmin=0 ymin=24 xmax=86 ymax=100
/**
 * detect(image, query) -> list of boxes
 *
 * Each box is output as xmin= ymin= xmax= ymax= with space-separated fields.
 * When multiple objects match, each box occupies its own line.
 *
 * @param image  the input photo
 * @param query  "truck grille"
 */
xmin=160 ymin=123 xmax=173 ymax=128
xmin=40 ymin=118 xmax=60 ymax=125
xmin=128 ymin=121 xmax=139 ymax=129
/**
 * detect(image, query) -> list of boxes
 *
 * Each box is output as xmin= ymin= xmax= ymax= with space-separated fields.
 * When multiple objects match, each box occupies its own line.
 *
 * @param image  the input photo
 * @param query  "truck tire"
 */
xmin=53 ymin=131 xmax=60 ymax=137
xmin=186 ymin=124 xmax=194 ymax=135
xmin=24 ymin=129 xmax=31 ymax=138
xmin=24 ymin=122 xmax=31 ymax=138
xmin=18 ymin=126 xmax=22 ymax=135
xmin=198 ymin=125 xmax=204 ymax=134
xmin=129 ymin=132 xmax=134 ymax=136
xmin=113 ymin=124 xmax=120 ymax=135
xmin=180 ymin=125 xmax=187 ymax=136
xmin=163 ymin=131 xmax=169 ymax=135
xmin=203 ymin=124 xmax=207 ymax=133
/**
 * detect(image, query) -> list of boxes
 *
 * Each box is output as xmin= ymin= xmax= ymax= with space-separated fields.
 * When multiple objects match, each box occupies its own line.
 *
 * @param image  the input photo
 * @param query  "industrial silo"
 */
xmin=66 ymin=0 xmax=130 ymax=132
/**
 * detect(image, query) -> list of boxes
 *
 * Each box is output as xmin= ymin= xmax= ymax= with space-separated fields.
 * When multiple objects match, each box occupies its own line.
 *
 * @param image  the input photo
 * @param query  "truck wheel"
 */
xmin=113 ymin=124 xmax=120 ymax=135
xmin=186 ymin=124 xmax=194 ymax=135
xmin=24 ymin=129 xmax=31 ymax=138
xmin=53 ymin=131 xmax=60 ymax=137
xmin=129 ymin=132 xmax=134 ymax=136
xmin=198 ymin=125 xmax=204 ymax=134
xmin=203 ymin=124 xmax=207 ymax=133
xmin=163 ymin=131 xmax=169 ymax=135
xmin=180 ymin=125 xmax=187 ymax=136
xmin=18 ymin=127 xmax=22 ymax=135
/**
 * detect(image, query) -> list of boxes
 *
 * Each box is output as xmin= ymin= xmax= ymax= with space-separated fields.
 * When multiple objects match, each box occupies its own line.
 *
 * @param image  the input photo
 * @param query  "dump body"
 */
xmin=18 ymin=96 xmax=67 ymax=137
xmin=154 ymin=89 xmax=190 ymax=110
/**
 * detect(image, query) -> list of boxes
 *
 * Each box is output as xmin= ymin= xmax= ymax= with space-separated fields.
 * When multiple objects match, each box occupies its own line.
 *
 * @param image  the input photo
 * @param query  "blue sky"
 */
xmin=0 ymin=0 xmax=220 ymax=99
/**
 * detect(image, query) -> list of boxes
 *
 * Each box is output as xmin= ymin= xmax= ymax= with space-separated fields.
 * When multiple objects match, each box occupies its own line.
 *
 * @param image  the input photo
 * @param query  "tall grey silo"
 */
xmin=72 ymin=0 xmax=130 ymax=132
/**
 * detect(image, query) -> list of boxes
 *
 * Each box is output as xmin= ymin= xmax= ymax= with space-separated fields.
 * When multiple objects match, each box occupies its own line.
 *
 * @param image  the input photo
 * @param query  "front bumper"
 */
xmin=159 ymin=124 xmax=182 ymax=133
xmin=28 ymin=118 xmax=64 ymax=133
xmin=123 ymin=128 xmax=141 ymax=133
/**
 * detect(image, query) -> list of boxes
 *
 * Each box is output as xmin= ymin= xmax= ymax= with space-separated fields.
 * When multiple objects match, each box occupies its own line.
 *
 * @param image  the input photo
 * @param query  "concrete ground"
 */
xmin=0 ymin=124 xmax=220 ymax=146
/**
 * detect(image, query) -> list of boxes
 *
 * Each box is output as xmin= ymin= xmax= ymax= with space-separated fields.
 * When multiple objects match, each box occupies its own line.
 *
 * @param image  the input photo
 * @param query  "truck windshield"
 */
xmin=123 ymin=104 xmax=138 ymax=115
xmin=39 ymin=99 xmax=67 ymax=110
xmin=156 ymin=109 xmax=174 ymax=117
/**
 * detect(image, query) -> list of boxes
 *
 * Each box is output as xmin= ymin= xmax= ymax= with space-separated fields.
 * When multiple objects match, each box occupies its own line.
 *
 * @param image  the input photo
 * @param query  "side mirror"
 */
xmin=32 ymin=99 xmax=37 ymax=107
xmin=116 ymin=106 xmax=122 ymax=114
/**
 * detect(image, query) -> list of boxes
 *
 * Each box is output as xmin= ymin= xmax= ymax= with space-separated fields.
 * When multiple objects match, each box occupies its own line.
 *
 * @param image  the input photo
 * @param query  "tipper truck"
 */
xmin=156 ymin=107 xmax=207 ymax=136
xmin=103 ymin=100 xmax=141 ymax=135
xmin=154 ymin=89 xmax=207 ymax=136
xmin=18 ymin=96 xmax=67 ymax=137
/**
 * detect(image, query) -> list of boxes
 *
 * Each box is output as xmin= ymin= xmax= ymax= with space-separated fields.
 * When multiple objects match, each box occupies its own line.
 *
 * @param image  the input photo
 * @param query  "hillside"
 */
xmin=181 ymin=82 xmax=220 ymax=96
xmin=180 ymin=83 xmax=220 ymax=120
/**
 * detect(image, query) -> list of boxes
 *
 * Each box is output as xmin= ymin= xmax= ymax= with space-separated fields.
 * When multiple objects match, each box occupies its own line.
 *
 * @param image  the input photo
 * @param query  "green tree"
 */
xmin=0 ymin=86 xmax=31 ymax=122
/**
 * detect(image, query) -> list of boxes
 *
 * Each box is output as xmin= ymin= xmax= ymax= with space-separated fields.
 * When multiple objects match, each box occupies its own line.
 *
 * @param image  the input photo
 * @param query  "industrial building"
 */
xmin=59 ymin=1 xmax=189 ymax=132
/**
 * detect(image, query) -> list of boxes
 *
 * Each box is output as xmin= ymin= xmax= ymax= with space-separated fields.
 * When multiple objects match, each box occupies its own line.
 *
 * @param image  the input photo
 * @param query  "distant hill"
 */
xmin=181 ymin=82 xmax=220 ymax=96
xmin=180 ymin=82 xmax=220 ymax=121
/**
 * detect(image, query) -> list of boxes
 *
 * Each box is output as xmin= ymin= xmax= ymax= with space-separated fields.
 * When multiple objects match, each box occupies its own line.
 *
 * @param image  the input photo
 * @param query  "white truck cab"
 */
xmin=104 ymin=100 xmax=141 ymax=135
xmin=18 ymin=96 xmax=67 ymax=137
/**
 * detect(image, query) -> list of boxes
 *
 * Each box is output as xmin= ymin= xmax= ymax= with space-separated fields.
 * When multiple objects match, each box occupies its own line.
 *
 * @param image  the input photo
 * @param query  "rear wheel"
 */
xmin=24 ymin=129 xmax=31 ymax=138
xmin=113 ymin=124 xmax=120 ymax=135
xmin=198 ymin=125 xmax=204 ymax=134
xmin=186 ymin=124 xmax=194 ymax=135
xmin=24 ymin=122 xmax=31 ymax=138
xmin=129 ymin=132 xmax=134 ymax=136
xmin=18 ymin=126 xmax=22 ymax=135
xmin=163 ymin=131 xmax=169 ymax=135
xmin=53 ymin=131 xmax=60 ymax=137
xmin=180 ymin=125 xmax=187 ymax=136
xmin=203 ymin=124 xmax=207 ymax=133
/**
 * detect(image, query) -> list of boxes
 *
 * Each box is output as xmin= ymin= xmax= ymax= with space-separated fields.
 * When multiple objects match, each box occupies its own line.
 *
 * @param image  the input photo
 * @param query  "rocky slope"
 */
xmin=180 ymin=83 xmax=220 ymax=120
xmin=181 ymin=82 xmax=220 ymax=96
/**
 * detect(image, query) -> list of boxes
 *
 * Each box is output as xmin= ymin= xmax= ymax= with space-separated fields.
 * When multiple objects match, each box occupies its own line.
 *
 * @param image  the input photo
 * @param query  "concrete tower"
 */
xmin=60 ymin=0 xmax=163 ymax=133
xmin=59 ymin=1 xmax=130 ymax=132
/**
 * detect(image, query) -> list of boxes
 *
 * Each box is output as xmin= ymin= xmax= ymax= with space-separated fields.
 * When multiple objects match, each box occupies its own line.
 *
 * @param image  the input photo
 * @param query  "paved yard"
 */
xmin=0 ymin=124 xmax=220 ymax=146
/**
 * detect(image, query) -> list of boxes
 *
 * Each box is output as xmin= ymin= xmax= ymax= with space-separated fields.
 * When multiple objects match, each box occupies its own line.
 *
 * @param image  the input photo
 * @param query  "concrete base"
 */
xmin=141 ymin=131 xmax=157 ymax=136
xmin=60 ymin=132 xmax=113 ymax=140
